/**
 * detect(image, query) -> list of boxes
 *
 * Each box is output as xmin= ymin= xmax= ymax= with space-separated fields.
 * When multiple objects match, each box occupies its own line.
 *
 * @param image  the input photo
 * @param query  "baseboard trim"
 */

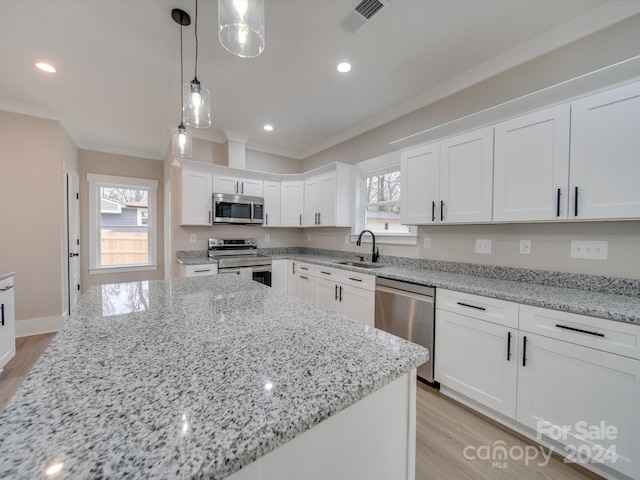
xmin=15 ymin=315 xmax=64 ymax=337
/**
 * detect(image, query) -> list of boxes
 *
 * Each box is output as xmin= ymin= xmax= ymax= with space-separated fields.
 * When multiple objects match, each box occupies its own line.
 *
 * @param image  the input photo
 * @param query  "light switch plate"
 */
xmin=189 ymin=234 xmax=197 ymax=243
xmin=571 ymin=240 xmax=608 ymax=260
xmin=307 ymin=234 xmax=312 ymax=242
xmin=475 ymin=239 xmax=492 ymax=254
xmin=423 ymin=237 xmax=431 ymax=249
xmin=265 ymin=234 xmax=270 ymax=242
xmin=520 ymin=240 xmax=531 ymax=255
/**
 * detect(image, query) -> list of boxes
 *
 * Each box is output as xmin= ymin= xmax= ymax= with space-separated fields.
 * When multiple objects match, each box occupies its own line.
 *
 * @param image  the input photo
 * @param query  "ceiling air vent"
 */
xmin=340 ymin=0 xmax=389 ymax=35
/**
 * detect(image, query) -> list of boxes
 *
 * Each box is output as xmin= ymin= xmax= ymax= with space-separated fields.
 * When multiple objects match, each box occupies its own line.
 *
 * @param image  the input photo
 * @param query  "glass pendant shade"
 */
xmin=172 ymin=123 xmax=193 ymax=158
xmin=183 ymin=79 xmax=211 ymax=128
xmin=218 ymin=0 xmax=265 ymax=58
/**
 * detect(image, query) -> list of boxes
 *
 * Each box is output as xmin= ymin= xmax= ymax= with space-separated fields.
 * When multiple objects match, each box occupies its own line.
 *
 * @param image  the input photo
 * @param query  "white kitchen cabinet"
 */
xmin=0 ymin=276 xmax=16 ymax=370
xmin=263 ymin=181 xmax=281 ymax=227
xmin=516 ymin=329 xmax=640 ymax=479
xmin=213 ymin=175 xmax=264 ymax=197
xmin=178 ymin=264 xmax=218 ymax=277
xmin=569 ymin=80 xmax=640 ymax=220
xmin=304 ymin=170 xmax=352 ymax=227
xmin=435 ymin=290 xmax=519 ymax=417
xmin=281 ymin=181 xmax=305 ymax=227
xmin=401 ymin=142 xmax=440 ymax=224
xmin=179 ymin=168 xmax=213 ymax=226
xmin=493 ymin=104 xmax=571 ymax=222
xmin=340 ymin=283 xmax=375 ymax=328
xmin=401 ymin=127 xmax=493 ymax=225
xmin=289 ymin=261 xmax=316 ymax=304
xmin=271 ymin=259 xmax=288 ymax=294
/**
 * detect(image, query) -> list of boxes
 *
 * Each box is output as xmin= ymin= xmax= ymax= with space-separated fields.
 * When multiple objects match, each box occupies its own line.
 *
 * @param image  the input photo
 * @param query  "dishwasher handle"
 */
xmin=375 ymin=285 xmax=434 ymax=304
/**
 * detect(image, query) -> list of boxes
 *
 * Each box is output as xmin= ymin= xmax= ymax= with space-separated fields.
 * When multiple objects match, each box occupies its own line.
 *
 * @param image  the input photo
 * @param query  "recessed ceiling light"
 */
xmin=337 ymin=62 xmax=351 ymax=73
xmin=36 ymin=62 xmax=56 ymax=73
xmin=263 ymin=124 xmax=274 ymax=131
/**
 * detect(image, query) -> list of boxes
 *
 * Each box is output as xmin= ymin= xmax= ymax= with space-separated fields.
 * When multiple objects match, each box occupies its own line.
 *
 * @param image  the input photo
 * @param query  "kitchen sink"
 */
xmin=335 ymin=261 xmax=384 ymax=269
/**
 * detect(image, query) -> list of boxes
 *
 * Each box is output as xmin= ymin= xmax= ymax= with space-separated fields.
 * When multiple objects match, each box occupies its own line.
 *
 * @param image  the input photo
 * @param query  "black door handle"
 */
xmin=507 ymin=331 xmax=512 ymax=361
xmin=1 ymin=304 xmax=4 ymax=326
xmin=574 ymin=186 xmax=579 ymax=217
xmin=69 ymin=253 xmax=79 ymax=257
xmin=431 ymin=201 xmax=436 ymax=222
xmin=440 ymin=200 xmax=444 ymax=221
xmin=522 ymin=336 xmax=528 ymax=367
xmin=556 ymin=188 xmax=561 ymax=217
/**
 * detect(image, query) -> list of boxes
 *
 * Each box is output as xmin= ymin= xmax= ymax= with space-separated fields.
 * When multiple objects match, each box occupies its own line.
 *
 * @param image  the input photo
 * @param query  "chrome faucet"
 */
xmin=356 ymin=229 xmax=379 ymax=263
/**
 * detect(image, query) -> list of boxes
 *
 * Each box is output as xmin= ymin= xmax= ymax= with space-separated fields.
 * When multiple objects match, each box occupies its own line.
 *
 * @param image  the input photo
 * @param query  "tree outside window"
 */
xmin=363 ymin=170 xmax=409 ymax=233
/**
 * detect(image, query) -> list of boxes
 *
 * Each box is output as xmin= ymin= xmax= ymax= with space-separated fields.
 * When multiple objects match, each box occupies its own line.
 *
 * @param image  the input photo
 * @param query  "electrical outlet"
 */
xmin=571 ymin=240 xmax=608 ymax=260
xmin=520 ymin=240 xmax=531 ymax=255
xmin=189 ymin=234 xmax=197 ymax=243
xmin=475 ymin=239 xmax=492 ymax=254
xmin=345 ymin=235 xmax=350 ymax=244
xmin=307 ymin=234 xmax=312 ymax=242
xmin=265 ymin=234 xmax=270 ymax=242
xmin=423 ymin=237 xmax=431 ymax=249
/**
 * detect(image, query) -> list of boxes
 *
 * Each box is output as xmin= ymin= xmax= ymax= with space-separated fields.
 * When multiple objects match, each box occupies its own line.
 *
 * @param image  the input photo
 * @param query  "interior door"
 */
xmin=67 ymin=171 xmax=81 ymax=313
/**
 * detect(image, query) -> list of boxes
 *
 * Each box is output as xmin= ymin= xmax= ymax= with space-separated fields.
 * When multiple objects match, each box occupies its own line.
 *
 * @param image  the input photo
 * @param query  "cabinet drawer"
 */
xmin=315 ymin=265 xmax=340 ymax=280
xmin=519 ymin=305 xmax=640 ymax=360
xmin=340 ymin=270 xmax=375 ymax=291
xmin=185 ymin=265 xmax=218 ymax=277
xmin=294 ymin=262 xmax=314 ymax=275
xmin=436 ymin=289 xmax=518 ymax=328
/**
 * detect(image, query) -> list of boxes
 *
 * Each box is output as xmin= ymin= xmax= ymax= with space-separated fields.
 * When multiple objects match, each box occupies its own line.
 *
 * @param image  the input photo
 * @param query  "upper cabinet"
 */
xmin=493 ymin=105 xmax=571 ymax=222
xmin=401 ymin=127 xmax=493 ymax=225
xmin=569 ymin=80 xmax=640 ymax=220
xmin=304 ymin=167 xmax=353 ymax=227
xmin=280 ymin=181 xmax=305 ymax=227
xmin=179 ymin=167 xmax=213 ymax=226
xmin=263 ymin=180 xmax=281 ymax=227
xmin=213 ymin=174 xmax=264 ymax=197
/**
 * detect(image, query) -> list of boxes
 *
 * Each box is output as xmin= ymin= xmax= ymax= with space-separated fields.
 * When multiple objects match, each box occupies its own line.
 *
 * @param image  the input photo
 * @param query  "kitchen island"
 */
xmin=0 ymin=275 xmax=427 ymax=479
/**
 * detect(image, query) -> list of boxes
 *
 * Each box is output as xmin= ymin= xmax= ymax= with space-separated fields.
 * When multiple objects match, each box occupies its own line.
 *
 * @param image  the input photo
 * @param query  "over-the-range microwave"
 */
xmin=212 ymin=193 xmax=264 ymax=224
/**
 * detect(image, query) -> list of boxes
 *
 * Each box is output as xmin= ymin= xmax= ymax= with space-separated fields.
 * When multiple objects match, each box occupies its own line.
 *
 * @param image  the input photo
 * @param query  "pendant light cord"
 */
xmin=194 ymin=0 xmax=199 ymax=79
xmin=180 ymin=15 xmax=184 ymax=124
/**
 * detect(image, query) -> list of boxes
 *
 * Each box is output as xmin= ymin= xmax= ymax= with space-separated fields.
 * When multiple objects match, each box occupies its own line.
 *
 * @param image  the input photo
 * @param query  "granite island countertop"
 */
xmin=0 ymin=271 xmax=15 ymax=282
xmin=0 ymin=275 xmax=427 ymax=480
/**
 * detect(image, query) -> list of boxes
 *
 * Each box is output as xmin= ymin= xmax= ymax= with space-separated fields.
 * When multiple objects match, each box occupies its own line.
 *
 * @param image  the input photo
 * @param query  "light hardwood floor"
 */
xmin=1 ymin=336 xmax=603 ymax=479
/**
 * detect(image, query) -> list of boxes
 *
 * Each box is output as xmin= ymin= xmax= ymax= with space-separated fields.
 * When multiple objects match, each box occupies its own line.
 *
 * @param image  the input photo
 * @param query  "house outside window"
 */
xmin=362 ymin=169 xmax=410 ymax=234
xmin=87 ymin=174 xmax=158 ymax=274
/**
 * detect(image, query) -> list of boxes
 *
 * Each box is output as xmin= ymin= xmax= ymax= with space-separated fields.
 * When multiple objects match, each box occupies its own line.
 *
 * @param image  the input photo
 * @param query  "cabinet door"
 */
xmin=517 ymin=333 xmax=640 ymax=479
xmin=287 ymin=261 xmax=297 ymax=297
xmin=316 ymin=277 xmax=340 ymax=314
xmin=435 ymin=309 xmax=518 ymax=418
xmin=263 ymin=181 xmax=281 ymax=227
xmin=318 ymin=173 xmax=337 ymax=226
xmin=271 ymin=259 xmax=288 ymax=294
xmin=493 ymin=105 xmax=570 ymax=221
xmin=0 ymin=287 xmax=16 ymax=369
xmin=440 ymin=127 xmax=494 ymax=223
xmin=181 ymin=169 xmax=213 ymax=225
xmin=570 ymin=81 xmax=640 ymax=220
xmin=212 ymin=175 xmax=239 ymax=195
xmin=341 ymin=285 xmax=375 ymax=328
xmin=400 ymin=142 xmax=440 ymax=224
xmin=281 ymin=181 xmax=304 ymax=227
xmin=304 ymin=177 xmax=322 ymax=226
xmin=296 ymin=273 xmax=316 ymax=304
xmin=239 ymin=178 xmax=264 ymax=197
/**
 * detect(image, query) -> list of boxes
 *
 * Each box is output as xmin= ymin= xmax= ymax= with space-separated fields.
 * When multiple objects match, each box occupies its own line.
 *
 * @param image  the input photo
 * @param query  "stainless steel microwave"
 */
xmin=212 ymin=193 xmax=264 ymax=224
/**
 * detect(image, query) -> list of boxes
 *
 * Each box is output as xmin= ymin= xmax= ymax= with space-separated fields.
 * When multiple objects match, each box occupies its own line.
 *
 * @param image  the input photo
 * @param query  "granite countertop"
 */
xmin=269 ymin=253 xmax=640 ymax=325
xmin=0 ymin=275 xmax=427 ymax=480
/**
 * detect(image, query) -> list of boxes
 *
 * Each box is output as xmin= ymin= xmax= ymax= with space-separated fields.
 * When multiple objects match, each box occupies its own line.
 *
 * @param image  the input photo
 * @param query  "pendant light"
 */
xmin=184 ymin=0 xmax=211 ymax=128
xmin=172 ymin=8 xmax=193 ymax=159
xmin=218 ymin=0 xmax=265 ymax=58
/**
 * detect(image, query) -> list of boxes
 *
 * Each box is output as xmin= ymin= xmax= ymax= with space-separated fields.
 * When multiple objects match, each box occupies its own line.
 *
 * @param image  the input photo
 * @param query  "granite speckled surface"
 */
xmin=0 ymin=272 xmax=15 ymax=282
xmin=0 ymin=275 xmax=427 ymax=480
xmin=176 ymin=249 xmax=640 ymax=324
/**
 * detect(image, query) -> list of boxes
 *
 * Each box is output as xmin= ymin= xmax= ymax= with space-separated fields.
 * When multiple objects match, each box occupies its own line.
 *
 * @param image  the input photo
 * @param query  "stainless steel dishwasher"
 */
xmin=375 ymin=277 xmax=435 ymax=383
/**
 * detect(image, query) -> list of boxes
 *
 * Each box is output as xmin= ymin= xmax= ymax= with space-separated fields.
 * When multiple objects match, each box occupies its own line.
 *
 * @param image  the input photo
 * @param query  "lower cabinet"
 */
xmin=178 ymin=264 xmax=218 ymax=277
xmin=435 ymin=289 xmax=640 ymax=479
xmin=270 ymin=259 xmax=288 ymax=294
xmin=0 ymin=276 xmax=16 ymax=371
xmin=288 ymin=261 xmax=374 ymax=327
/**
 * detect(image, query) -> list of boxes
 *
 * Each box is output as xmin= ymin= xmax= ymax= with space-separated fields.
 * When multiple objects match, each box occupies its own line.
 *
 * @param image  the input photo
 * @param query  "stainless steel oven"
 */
xmin=208 ymin=238 xmax=272 ymax=286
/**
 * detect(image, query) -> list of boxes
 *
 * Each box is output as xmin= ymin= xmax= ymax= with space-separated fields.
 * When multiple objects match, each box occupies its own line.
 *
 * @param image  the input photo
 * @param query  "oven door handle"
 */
xmin=251 ymin=265 xmax=272 ymax=273
xmin=219 ymin=268 xmax=242 ymax=275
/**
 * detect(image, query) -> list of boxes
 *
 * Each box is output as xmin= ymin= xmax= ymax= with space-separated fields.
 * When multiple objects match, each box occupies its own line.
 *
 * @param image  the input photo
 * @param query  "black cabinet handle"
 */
xmin=431 ymin=201 xmax=436 ymax=222
xmin=339 ymin=286 xmax=343 ymax=302
xmin=209 ymin=210 xmax=212 ymax=224
xmin=1 ymin=304 xmax=4 ymax=327
xmin=318 ymin=212 xmax=321 ymax=225
xmin=320 ymin=271 xmax=331 ymax=275
xmin=299 ymin=214 xmax=302 ymax=226
xmin=555 ymin=324 xmax=604 ymax=337
xmin=194 ymin=269 xmax=211 ymax=273
xmin=335 ymin=284 xmax=338 ymax=301
xmin=292 ymin=263 xmax=296 ymax=274
xmin=440 ymin=200 xmax=444 ymax=221
xmin=507 ymin=331 xmax=512 ymax=361
xmin=348 ymin=277 xmax=362 ymax=282
xmin=522 ymin=336 xmax=527 ymax=367
xmin=457 ymin=301 xmax=486 ymax=311
xmin=300 ymin=275 xmax=309 ymax=280
xmin=265 ymin=213 xmax=268 ymax=225
xmin=556 ymin=188 xmax=561 ymax=217
xmin=574 ymin=186 xmax=579 ymax=217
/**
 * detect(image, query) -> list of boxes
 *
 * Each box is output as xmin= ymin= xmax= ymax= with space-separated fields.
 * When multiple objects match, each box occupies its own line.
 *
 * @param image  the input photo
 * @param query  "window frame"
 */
xmin=350 ymin=162 xmax=417 ymax=246
xmin=87 ymin=173 xmax=158 ymax=275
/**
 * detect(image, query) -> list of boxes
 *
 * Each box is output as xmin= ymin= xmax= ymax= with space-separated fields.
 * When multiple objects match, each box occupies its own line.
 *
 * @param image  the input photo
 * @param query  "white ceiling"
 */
xmin=1 ymin=0 xmax=639 ymax=161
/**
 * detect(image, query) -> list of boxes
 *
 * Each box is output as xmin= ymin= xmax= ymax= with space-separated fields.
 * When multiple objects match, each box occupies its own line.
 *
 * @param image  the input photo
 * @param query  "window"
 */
xmin=87 ymin=174 xmax=158 ymax=274
xmin=362 ymin=169 xmax=410 ymax=234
